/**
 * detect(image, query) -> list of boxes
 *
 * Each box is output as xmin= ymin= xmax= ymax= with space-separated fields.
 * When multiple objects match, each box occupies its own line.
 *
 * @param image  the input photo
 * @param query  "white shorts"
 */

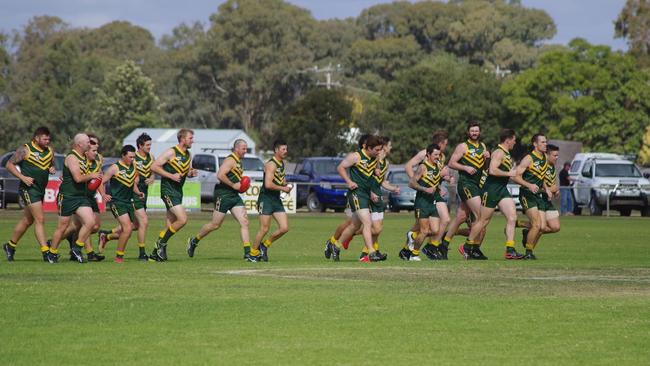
xmin=371 ymin=212 xmax=384 ymax=221
xmin=344 ymin=207 xmax=353 ymax=218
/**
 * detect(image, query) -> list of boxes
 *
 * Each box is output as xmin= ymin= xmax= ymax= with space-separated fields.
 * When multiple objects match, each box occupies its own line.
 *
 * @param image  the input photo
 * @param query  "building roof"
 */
xmin=123 ymin=128 xmax=255 ymax=146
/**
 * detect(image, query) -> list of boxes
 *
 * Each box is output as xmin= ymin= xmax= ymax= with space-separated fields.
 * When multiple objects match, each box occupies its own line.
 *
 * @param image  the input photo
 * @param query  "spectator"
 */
xmin=559 ymin=162 xmax=573 ymax=215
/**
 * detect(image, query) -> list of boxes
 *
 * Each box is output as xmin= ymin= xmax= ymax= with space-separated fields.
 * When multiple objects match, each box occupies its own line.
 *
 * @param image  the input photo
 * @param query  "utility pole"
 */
xmin=302 ymin=63 xmax=342 ymax=89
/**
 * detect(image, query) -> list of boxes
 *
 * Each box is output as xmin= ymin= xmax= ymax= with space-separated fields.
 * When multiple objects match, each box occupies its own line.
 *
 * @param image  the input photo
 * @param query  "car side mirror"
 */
xmin=644 ymin=172 xmax=650 ymax=179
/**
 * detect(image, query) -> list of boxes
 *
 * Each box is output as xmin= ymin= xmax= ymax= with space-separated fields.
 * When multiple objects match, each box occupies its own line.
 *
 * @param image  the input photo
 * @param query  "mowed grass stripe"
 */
xmin=0 ymin=211 xmax=649 ymax=365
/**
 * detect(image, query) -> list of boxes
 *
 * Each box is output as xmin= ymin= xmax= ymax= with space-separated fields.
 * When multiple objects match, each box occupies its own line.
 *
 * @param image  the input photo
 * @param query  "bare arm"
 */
xmin=217 ymin=157 xmax=239 ymax=190
xmin=405 ymin=149 xmax=426 ymax=178
xmin=488 ymin=149 xmax=515 ymax=178
xmin=337 ymin=152 xmax=360 ymax=190
xmin=263 ymin=161 xmax=289 ymax=192
xmin=67 ymin=155 xmax=100 ymax=183
xmin=511 ymin=156 xmax=539 ymax=193
xmin=409 ymin=164 xmax=435 ymax=194
xmin=145 ymin=153 xmax=156 ymax=185
xmin=381 ymin=179 xmax=399 ymax=193
xmin=6 ymin=146 xmax=33 ymax=185
xmin=151 ymin=149 xmax=181 ymax=182
xmin=448 ymin=144 xmax=474 ymax=174
xmin=101 ymin=164 xmax=118 ymax=201
xmin=133 ymin=174 xmax=145 ymax=199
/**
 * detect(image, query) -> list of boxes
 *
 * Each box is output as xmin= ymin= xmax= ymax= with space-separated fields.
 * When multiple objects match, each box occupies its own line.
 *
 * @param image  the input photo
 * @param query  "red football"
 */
xmin=87 ymin=177 xmax=102 ymax=191
xmin=239 ymin=176 xmax=251 ymax=193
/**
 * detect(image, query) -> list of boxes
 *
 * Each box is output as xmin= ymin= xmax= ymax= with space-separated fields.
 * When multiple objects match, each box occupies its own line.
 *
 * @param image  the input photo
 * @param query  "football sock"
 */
xmin=138 ymin=243 xmax=146 ymax=255
xmin=243 ymin=242 xmax=251 ymax=255
xmin=159 ymin=226 xmax=176 ymax=243
xmin=7 ymin=240 xmax=17 ymax=248
xmin=505 ymin=240 xmax=515 ymax=248
xmin=263 ymin=239 xmax=272 ymax=248
xmin=250 ymin=248 xmax=261 ymax=256
xmin=373 ymin=242 xmax=379 ymax=251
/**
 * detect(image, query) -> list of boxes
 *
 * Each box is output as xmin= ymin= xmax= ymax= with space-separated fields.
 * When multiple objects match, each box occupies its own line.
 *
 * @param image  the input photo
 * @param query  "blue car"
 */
xmin=382 ymin=169 xmax=416 ymax=212
xmin=286 ymin=157 xmax=348 ymax=212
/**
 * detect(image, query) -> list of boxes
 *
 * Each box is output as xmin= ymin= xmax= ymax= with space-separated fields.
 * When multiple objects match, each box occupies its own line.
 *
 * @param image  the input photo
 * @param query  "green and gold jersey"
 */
xmin=458 ymin=140 xmax=487 ymax=183
xmin=86 ymin=154 xmax=103 ymax=198
xmin=110 ymin=161 xmax=136 ymax=203
xmin=135 ymin=151 xmax=153 ymax=191
xmin=544 ymin=164 xmax=557 ymax=187
xmin=215 ymin=153 xmax=243 ymax=195
xmin=485 ymin=144 xmax=512 ymax=186
xmin=18 ymin=141 xmax=53 ymax=193
xmin=416 ymin=160 xmax=441 ymax=200
xmin=349 ymin=149 xmax=377 ymax=192
xmin=522 ymin=150 xmax=548 ymax=191
xmin=60 ymin=150 xmax=88 ymax=198
xmin=371 ymin=158 xmax=389 ymax=195
xmin=161 ymin=145 xmax=191 ymax=195
xmin=260 ymin=157 xmax=285 ymax=198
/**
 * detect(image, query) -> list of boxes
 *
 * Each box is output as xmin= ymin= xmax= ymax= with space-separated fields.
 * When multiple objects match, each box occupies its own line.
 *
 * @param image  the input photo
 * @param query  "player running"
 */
xmin=3 ymin=127 xmax=55 ymax=261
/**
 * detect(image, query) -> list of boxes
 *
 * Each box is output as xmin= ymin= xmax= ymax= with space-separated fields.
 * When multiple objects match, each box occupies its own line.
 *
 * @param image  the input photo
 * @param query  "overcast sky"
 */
xmin=0 ymin=0 xmax=628 ymax=50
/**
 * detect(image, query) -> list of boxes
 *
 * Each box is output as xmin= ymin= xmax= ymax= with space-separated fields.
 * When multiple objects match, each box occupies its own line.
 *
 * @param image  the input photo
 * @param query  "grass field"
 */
xmin=1 ymin=210 xmax=649 ymax=365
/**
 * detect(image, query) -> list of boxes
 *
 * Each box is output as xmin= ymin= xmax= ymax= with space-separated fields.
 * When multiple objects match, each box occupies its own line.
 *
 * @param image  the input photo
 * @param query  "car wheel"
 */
xmin=619 ymin=208 xmax=632 ymax=217
xmin=588 ymin=192 xmax=603 ymax=216
xmin=642 ymin=206 xmax=650 ymax=217
xmin=307 ymin=192 xmax=323 ymax=212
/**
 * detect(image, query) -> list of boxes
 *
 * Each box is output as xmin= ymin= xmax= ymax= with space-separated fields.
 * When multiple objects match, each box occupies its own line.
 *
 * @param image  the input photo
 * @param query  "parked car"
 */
xmin=381 ymin=169 xmax=415 ymax=212
xmin=286 ymin=157 xmax=347 ymax=212
xmin=0 ymin=151 xmax=64 ymax=208
xmin=569 ymin=153 xmax=650 ymax=216
xmin=191 ymin=152 xmax=265 ymax=202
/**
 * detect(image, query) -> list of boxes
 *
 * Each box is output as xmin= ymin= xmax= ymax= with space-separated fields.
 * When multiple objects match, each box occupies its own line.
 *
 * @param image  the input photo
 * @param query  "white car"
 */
xmin=569 ymin=153 xmax=650 ymax=216
xmin=191 ymin=152 xmax=265 ymax=202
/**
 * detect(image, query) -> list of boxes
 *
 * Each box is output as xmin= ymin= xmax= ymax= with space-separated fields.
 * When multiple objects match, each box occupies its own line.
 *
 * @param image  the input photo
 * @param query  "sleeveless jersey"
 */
xmin=110 ymin=161 xmax=136 ymax=203
xmin=161 ymin=145 xmax=191 ymax=195
xmin=215 ymin=153 xmax=243 ymax=195
xmin=522 ymin=151 xmax=548 ymax=191
xmin=458 ymin=140 xmax=487 ymax=183
xmin=416 ymin=160 xmax=441 ymax=201
xmin=544 ymin=164 xmax=557 ymax=187
xmin=60 ymin=150 xmax=88 ymax=198
xmin=371 ymin=158 xmax=389 ymax=195
xmin=86 ymin=154 xmax=103 ymax=199
xmin=135 ymin=151 xmax=153 ymax=191
xmin=260 ymin=157 xmax=285 ymax=198
xmin=18 ymin=141 xmax=53 ymax=192
xmin=349 ymin=149 xmax=377 ymax=192
xmin=485 ymin=145 xmax=512 ymax=186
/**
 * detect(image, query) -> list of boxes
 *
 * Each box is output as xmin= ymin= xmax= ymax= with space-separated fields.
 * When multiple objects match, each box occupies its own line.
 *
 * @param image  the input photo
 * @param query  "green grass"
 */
xmin=1 ymin=210 xmax=649 ymax=365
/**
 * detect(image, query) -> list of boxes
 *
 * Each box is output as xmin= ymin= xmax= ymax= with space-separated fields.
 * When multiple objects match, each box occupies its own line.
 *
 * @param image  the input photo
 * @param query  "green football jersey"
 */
xmin=522 ymin=150 xmax=548 ymax=191
xmin=60 ymin=150 xmax=88 ymax=198
xmin=110 ymin=161 xmax=136 ymax=203
xmin=18 ymin=141 xmax=53 ymax=193
xmin=161 ymin=145 xmax=191 ymax=195
xmin=458 ymin=140 xmax=487 ymax=183
xmin=260 ymin=157 xmax=285 ymax=198
xmin=485 ymin=144 xmax=513 ymax=186
xmin=215 ymin=153 xmax=243 ymax=195
xmin=349 ymin=149 xmax=377 ymax=192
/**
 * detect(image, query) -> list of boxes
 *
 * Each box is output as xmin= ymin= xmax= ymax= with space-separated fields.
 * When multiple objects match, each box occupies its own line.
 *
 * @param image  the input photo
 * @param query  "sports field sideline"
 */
xmin=1 ymin=211 xmax=649 ymax=365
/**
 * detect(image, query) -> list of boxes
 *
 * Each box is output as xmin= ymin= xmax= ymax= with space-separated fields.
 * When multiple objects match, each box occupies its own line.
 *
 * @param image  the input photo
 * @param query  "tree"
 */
xmin=502 ymin=39 xmax=650 ymax=155
xmin=365 ymin=54 xmax=504 ymax=162
xmin=639 ymin=124 xmax=650 ymax=165
xmin=615 ymin=0 xmax=650 ymax=64
xmin=277 ymin=88 xmax=353 ymax=158
xmin=197 ymin=0 xmax=319 ymax=137
xmin=92 ymin=60 xmax=165 ymax=155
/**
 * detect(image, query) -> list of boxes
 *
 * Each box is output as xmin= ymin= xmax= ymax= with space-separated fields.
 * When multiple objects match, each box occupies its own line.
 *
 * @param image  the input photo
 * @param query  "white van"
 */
xmin=569 ymin=153 xmax=650 ymax=216
xmin=191 ymin=152 xmax=265 ymax=202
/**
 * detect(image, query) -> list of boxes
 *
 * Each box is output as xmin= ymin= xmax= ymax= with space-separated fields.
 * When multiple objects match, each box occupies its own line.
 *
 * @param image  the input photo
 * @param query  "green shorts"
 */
xmin=162 ymin=192 xmax=183 ymax=210
xmin=347 ymin=189 xmax=371 ymax=212
xmin=110 ymin=201 xmax=135 ymax=222
xmin=539 ymin=194 xmax=556 ymax=212
xmin=257 ymin=193 xmax=285 ymax=215
xmin=215 ymin=193 xmax=244 ymax=214
xmin=133 ymin=192 xmax=147 ymax=210
xmin=414 ymin=193 xmax=438 ymax=219
xmin=19 ymin=186 xmax=44 ymax=205
xmin=481 ymin=182 xmax=511 ymax=209
xmin=57 ymin=194 xmax=92 ymax=217
xmin=458 ymin=178 xmax=482 ymax=202
xmin=520 ymin=189 xmax=543 ymax=212
xmin=88 ymin=196 xmax=99 ymax=213
xmin=370 ymin=191 xmax=385 ymax=213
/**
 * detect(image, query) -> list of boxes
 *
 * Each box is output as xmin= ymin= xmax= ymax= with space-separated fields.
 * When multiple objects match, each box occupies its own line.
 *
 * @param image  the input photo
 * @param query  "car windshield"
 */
xmin=312 ymin=160 xmax=342 ymax=175
xmin=390 ymin=171 xmax=410 ymax=184
xmin=219 ymin=157 xmax=265 ymax=171
xmin=595 ymin=163 xmax=641 ymax=177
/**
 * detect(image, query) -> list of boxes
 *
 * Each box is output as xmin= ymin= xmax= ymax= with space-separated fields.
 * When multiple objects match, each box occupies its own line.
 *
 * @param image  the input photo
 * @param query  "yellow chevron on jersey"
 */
xmin=461 ymin=140 xmax=486 ymax=169
xmin=373 ymin=158 xmax=389 ymax=184
xmin=354 ymin=150 xmax=377 ymax=177
xmin=526 ymin=150 xmax=549 ymax=181
xmin=112 ymin=161 xmax=137 ymax=187
xmin=420 ymin=160 xmax=442 ymax=188
xmin=24 ymin=142 xmax=54 ymax=170
xmin=168 ymin=145 xmax=191 ymax=176
xmin=544 ymin=164 xmax=557 ymax=187
xmin=135 ymin=151 xmax=153 ymax=178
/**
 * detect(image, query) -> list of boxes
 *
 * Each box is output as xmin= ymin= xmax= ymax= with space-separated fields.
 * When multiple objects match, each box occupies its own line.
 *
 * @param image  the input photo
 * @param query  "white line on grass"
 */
xmin=526 ymin=275 xmax=650 ymax=283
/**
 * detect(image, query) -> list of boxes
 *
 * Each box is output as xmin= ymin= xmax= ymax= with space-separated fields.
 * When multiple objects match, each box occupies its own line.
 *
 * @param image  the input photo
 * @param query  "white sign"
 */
xmin=241 ymin=182 xmax=296 ymax=214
